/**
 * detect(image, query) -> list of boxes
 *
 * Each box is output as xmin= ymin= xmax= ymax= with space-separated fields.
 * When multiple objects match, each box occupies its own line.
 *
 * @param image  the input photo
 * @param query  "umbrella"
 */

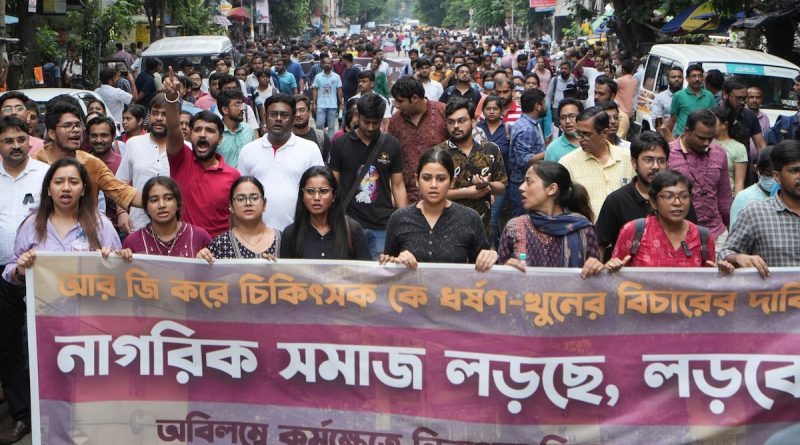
xmin=227 ymin=6 xmax=250 ymax=22
xmin=213 ymin=15 xmax=232 ymax=26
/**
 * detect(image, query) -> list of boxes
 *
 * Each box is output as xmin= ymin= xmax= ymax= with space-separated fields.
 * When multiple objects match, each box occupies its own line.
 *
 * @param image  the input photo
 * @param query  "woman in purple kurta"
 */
xmin=4 ymin=158 xmax=124 ymax=284
xmin=122 ymin=176 xmax=210 ymax=257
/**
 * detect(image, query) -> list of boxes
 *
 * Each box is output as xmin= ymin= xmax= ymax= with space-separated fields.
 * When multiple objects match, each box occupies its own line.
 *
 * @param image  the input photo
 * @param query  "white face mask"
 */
xmin=758 ymin=174 xmax=776 ymax=193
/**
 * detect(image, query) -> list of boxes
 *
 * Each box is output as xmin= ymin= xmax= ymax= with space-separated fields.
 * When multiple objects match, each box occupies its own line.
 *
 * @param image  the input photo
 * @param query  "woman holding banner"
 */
xmin=605 ymin=170 xmax=717 ymax=270
xmin=379 ymin=148 xmax=498 ymax=272
xmin=3 ymin=158 xmax=129 ymax=285
xmin=196 ymin=176 xmax=281 ymax=263
xmin=281 ymin=166 xmax=370 ymax=260
xmin=497 ymin=160 xmax=604 ymax=277
xmin=122 ymin=176 xmax=211 ymax=257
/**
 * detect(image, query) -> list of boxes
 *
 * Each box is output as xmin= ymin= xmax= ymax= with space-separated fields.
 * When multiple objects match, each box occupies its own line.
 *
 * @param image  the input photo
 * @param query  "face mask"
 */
xmin=483 ymin=81 xmax=494 ymax=91
xmin=758 ymin=175 xmax=775 ymax=192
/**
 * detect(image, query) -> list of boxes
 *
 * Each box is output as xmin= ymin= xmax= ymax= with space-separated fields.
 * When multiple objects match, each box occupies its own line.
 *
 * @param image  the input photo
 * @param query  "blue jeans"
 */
xmin=509 ymin=182 xmax=526 ymax=218
xmin=490 ymin=187 xmax=510 ymax=247
xmin=364 ymin=229 xmax=386 ymax=260
xmin=316 ymin=107 xmax=338 ymax=139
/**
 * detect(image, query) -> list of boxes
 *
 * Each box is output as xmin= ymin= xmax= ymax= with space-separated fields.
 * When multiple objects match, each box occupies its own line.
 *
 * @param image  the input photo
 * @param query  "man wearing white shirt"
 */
xmin=0 ymin=116 xmax=47 ymax=443
xmin=95 ymin=67 xmax=133 ymax=125
xmin=237 ymin=94 xmax=324 ymax=230
xmin=115 ymin=99 xmax=173 ymax=232
xmin=416 ymin=58 xmax=444 ymax=102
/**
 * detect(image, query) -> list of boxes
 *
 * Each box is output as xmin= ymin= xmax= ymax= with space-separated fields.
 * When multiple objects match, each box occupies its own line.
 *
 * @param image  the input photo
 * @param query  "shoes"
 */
xmin=0 ymin=420 xmax=31 ymax=444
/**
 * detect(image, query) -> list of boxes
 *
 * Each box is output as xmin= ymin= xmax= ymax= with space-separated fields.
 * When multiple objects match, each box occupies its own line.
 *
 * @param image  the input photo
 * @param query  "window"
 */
xmin=642 ymin=55 xmax=660 ymax=93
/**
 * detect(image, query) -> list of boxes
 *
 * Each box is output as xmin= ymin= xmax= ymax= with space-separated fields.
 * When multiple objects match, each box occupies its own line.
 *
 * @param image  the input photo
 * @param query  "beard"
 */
xmin=450 ymin=130 xmax=472 ymax=144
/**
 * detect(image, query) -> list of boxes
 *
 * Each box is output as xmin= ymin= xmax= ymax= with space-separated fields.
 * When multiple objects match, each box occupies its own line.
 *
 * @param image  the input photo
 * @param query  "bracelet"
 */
xmin=165 ymin=95 xmax=180 ymax=103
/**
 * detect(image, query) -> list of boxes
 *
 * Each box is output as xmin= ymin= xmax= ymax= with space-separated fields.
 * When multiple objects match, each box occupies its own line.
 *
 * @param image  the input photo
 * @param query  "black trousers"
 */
xmin=0 ymin=276 xmax=30 ymax=424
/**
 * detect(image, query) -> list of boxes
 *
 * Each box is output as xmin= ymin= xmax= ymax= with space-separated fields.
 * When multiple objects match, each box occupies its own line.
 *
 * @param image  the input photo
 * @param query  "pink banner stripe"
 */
xmin=36 ymin=315 xmax=800 ymax=426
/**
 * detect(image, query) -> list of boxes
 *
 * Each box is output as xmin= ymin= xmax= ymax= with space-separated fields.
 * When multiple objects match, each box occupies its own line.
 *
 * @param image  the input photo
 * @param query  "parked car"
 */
xmin=17 ymin=88 xmax=109 ymax=120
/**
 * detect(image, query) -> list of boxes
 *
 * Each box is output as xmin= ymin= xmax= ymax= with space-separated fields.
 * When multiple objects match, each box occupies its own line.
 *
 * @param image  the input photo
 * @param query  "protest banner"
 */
xmin=27 ymin=253 xmax=800 ymax=444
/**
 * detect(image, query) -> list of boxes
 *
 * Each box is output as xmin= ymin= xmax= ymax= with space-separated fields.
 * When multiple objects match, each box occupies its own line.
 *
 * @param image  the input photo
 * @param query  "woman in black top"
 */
xmin=380 ymin=148 xmax=497 ymax=271
xmin=281 ymin=166 xmax=370 ymax=260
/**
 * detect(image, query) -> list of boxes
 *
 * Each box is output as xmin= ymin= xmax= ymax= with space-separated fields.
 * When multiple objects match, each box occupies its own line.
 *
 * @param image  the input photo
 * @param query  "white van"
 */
xmin=140 ymin=36 xmax=234 ymax=81
xmin=635 ymin=44 xmax=800 ymax=133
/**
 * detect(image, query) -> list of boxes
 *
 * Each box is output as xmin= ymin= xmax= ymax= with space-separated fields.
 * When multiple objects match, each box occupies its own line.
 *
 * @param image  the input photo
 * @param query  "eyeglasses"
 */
xmin=657 ymin=192 xmax=692 ymax=203
xmin=304 ymin=187 xmax=332 ymax=197
xmin=577 ymin=131 xmax=596 ymax=140
xmin=56 ymin=122 xmax=85 ymax=131
xmin=267 ymin=111 xmax=292 ymax=120
xmin=640 ymin=156 xmax=668 ymax=167
xmin=559 ymin=114 xmax=578 ymax=122
xmin=782 ymin=166 xmax=800 ymax=176
xmin=1 ymin=136 xmax=28 ymax=146
xmin=1 ymin=105 xmax=26 ymax=115
xmin=232 ymin=194 xmax=264 ymax=205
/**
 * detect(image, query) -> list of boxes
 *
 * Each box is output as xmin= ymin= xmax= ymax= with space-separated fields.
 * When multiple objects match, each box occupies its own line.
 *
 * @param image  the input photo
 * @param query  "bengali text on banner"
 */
xmin=26 ymin=253 xmax=800 ymax=445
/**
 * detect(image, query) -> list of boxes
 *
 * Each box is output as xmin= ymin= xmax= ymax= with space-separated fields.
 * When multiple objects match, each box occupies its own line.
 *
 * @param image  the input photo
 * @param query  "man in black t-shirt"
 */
xmin=330 ymin=93 xmax=408 ymax=260
xmin=721 ymin=78 xmax=766 ymax=186
xmin=340 ymin=54 xmax=361 ymax=102
xmin=596 ymin=131 xmax=698 ymax=260
xmin=292 ymin=95 xmax=331 ymax=163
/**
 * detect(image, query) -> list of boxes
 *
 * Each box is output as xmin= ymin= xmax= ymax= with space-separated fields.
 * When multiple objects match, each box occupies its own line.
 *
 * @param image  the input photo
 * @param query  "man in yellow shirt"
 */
xmin=559 ymin=106 xmax=634 ymax=220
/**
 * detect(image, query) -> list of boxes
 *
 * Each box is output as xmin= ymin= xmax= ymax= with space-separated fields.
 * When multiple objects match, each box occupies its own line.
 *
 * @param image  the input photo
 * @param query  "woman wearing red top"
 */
xmin=607 ymin=170 xmax=716 ymax=270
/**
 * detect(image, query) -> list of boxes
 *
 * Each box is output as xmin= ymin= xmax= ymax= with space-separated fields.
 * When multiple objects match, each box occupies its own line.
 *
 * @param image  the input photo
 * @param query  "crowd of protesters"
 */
xmin=0 ymin=26 xmax=799 ymax=443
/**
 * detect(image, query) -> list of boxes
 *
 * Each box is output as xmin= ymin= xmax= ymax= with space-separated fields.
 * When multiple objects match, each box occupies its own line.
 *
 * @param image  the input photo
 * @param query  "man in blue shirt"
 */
xmin=274 ymin=59 xmax=298 ymax=95
xmin=281 ymin=49 xmax=306 ymax=93
xmin=311 ymin=54 xmax=343 ymax=139
xmin=508 ymin=88 xmax=547 ymax=216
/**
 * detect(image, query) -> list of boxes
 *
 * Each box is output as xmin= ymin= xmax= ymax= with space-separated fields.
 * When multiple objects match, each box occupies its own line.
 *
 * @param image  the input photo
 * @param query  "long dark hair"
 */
xmin=36 ymin=158 xmax=101 ymax=249
xmin=528 ymin=160 xmax=594 ymax=221
xmin=288 ymin=166 xmax=351 ymax=258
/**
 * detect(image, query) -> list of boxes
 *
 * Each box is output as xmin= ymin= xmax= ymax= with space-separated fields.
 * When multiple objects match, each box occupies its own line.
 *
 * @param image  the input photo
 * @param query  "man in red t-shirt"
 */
xmin=163 ymin=68 xmax=240 ymax=237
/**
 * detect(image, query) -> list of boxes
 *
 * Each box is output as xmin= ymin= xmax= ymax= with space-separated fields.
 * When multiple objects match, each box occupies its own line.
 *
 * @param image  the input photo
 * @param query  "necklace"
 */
xmin=235 ymin=227 xmax=267 ymax=250
xmin=145 ymin=223 xmax=184 ymax=256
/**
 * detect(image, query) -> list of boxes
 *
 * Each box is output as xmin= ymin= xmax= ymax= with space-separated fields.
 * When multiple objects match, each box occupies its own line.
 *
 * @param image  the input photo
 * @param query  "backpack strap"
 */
xmin=698 ymin=225 xmax=710 ymax=263
xmin=313 ymin=128 xmax=325 ymax=149
xmin=630 ymin=218 xmax=646 ymax=257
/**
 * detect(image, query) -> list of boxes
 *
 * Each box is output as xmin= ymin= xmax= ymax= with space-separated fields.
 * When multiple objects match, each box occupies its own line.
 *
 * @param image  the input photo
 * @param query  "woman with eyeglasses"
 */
xmin=122 ymin=176 xmax=210 ymax=257
xmin=196 ymin=176 xmax=281 ymax=262
xmin=497 ymin=160 xmax=603 ymax=277
xmin=380 ymin=149 xmax=497 ymax=271
xmin=281 ymin=166 xmax=370 ymax=260
xmin=605 ymin=170 xmax=716 ymax=270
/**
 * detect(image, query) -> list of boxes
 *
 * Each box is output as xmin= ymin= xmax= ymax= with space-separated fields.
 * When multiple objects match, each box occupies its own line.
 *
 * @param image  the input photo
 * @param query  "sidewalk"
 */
xmin=0 ymin=402 xmax=32 ymax=445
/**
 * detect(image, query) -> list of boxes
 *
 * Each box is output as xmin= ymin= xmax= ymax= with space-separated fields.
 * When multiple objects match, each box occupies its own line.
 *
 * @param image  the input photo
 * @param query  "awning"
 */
xmin=660 ymin=1 xmax=742 ymax=35
xmin=5 ymin=15 xmax=18 ymax=25
xmin=591 ymin=6 xmax=614 ymax=33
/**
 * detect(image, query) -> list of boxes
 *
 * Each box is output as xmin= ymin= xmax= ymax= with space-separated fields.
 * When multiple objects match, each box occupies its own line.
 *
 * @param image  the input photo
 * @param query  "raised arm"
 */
xmin=162 ymin=66 xmax=185 ymax=157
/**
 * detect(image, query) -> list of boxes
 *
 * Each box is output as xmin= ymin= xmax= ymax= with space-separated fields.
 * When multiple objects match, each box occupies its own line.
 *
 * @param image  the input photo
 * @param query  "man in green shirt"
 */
xmin=667 ymin=64 xmax=717 ymax=137
xmin=544 ymin=98 xmax=583 ymax=162
xmin=216 ymin=90 xmax=255 ymax=168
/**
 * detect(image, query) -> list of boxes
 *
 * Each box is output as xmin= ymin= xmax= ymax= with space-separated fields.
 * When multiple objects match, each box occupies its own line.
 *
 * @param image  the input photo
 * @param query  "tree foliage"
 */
xmin=66 ymin=0 xmax=137 ymax=88
xmin=340 ymin=0 xmax=388 ymax=23
xmin=270 ymin=0 xmax=311 ymax=36
xmin=172 ymin=0 xmax=213 ymax=36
